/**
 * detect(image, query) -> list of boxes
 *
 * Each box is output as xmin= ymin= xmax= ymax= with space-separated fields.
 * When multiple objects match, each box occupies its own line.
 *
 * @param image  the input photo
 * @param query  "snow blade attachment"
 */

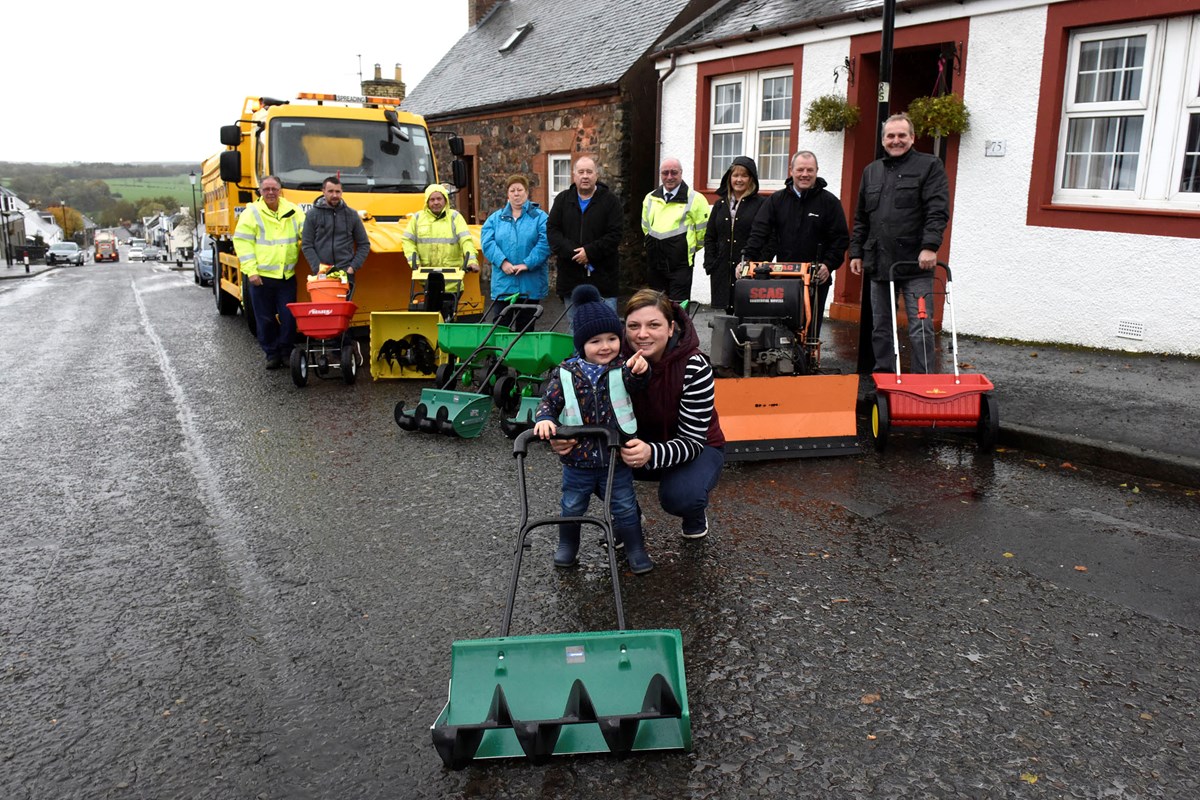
xmin=369 ymin=311 xmax=443 ymax=379
xmin=715 ymin=374 xmax=861 ymax=460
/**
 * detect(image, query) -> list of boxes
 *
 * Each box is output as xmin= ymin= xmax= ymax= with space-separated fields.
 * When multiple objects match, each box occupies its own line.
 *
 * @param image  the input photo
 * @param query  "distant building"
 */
xmin=0 ymin=187 xmax=29 ymax=261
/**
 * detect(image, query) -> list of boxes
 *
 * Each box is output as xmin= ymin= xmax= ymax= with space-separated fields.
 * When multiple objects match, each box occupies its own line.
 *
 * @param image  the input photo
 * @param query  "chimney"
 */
xmin=361 ymin=61 xmax=406 ymax=102
xmin=469 ymin=0 xmax=501 ymax=27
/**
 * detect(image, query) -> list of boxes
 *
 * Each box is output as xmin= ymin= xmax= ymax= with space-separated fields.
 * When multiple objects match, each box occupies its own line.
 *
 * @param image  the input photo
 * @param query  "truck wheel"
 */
xmin=215 ymin=282 xmax=239 ymax=316
xmin=243 ymin=289 xmax=257 ymax=336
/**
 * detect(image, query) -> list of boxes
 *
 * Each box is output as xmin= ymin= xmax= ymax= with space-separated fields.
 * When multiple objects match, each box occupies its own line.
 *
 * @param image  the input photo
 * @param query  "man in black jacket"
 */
xmin=547 ymin=156 xmax=624 ymax=328
xmin=301 ymin=176 xmax=370 ymax=283
xmin=743 ymin=151 xmax=849 ymax=339
xmin=849 ymin=113 xmax=950 ymax=373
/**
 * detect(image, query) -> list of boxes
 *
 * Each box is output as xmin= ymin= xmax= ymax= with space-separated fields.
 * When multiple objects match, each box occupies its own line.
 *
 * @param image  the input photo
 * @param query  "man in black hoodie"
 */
xmin=743 ymin=151 xmax=849 ymax=339
xmin=301 ymin=176 xmax=370 ymax=282
xmin=547 ymin=156 xmax=624 ymax=328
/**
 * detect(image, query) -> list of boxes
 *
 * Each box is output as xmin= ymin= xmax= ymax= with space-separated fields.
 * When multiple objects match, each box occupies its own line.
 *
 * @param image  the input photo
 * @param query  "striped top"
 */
xmin=648 ymin=354 xmax=716 ymax=470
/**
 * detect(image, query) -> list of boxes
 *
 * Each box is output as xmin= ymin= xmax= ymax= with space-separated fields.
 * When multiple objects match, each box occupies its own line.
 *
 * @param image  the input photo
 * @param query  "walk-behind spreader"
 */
xmin=869 ymin=262 xmax=998 ymax=451
xmin=431 ymin=427 xmax=690 ymax=770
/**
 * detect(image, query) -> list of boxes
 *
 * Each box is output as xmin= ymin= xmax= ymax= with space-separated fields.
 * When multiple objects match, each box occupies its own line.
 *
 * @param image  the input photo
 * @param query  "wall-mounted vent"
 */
xmin=1116 ymin=319 xmax=1145 ymax=340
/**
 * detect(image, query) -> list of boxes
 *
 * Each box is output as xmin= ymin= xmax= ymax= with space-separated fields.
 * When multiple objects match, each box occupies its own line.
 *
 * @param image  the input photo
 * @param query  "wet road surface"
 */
xmin=1 ymin=263 xmax=1198 ymax=799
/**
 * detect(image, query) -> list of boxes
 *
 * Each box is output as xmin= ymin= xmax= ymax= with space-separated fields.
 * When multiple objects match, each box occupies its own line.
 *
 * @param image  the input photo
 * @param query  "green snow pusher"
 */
xmin=430 ymin=427 xmax=691 ymax=769
xmin=394 ymin=304 xmax=541 ymax=439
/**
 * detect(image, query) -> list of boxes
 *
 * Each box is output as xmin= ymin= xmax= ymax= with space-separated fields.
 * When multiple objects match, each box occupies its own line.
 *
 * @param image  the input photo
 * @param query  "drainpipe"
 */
xmin=654 ymin=52 xmax=678 ymax=176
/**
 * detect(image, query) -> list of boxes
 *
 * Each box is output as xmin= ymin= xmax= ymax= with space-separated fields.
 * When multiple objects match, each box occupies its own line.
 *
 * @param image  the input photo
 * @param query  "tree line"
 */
xmin=1 ymin=162 xmax=194 ymax=228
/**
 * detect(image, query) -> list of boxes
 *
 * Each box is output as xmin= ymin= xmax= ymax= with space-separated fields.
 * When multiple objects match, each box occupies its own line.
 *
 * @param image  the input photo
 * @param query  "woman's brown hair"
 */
xmin=623 ymin=288 xmax=676 ymax=323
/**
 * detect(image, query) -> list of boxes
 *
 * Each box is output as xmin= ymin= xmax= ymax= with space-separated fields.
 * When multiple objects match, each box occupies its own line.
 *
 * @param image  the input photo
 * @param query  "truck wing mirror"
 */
xmin=449 ymin=136 xmax=465 ymax=157
xmin=220 ymin=125 xmax=242 ymax=147
xmin=452 ymin=159 xmax=468 ymax=189
xmin=219 ymin=151 xmax=242 ymax=184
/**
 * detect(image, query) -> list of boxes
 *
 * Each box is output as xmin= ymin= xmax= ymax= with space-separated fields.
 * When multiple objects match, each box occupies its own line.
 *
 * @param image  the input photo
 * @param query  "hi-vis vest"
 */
xmin=233 ymin=199 xmax=304 ymax=279
xmin=641 ymin=190 xmax=710 ymax=266
xmin=401 ymin=208 xmax=478 ymax=270
xmin=559 ymin=367 xmax=636 ymax=435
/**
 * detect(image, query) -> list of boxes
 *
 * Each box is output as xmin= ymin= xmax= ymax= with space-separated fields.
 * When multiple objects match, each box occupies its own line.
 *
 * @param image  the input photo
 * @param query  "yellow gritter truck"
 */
xmin=202 ymin=93 xmax=484 ymax=370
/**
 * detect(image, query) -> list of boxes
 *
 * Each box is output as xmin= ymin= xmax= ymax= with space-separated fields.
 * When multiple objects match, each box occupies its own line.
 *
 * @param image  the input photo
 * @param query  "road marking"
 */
xmin=130 ymin=279 xmax=280 ymax=648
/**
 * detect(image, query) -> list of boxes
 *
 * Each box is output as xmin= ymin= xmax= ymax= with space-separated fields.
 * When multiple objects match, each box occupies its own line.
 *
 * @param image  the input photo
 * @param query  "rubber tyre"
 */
xmin=434 ymin=363 xmax=455 ymax=389
xmin=215 ymin=283 xmax=239 ymax=316
xmin=243 ymin=288 xmax=257 ymax=336
xmin=395 ymin=401 xmax=416 ymax=430
xmin=214 ymin=254 xmax=239 ymax=316
xmin=290 ymin=347 xmax=308 ymax=387
xmin=977 ymin=393 xmax=999 ymax=452
xmin=341 ymin=344 xmax=358 ymax=385
xmin=492 ymin=375 xmax=517 ymax=412
xmin=871 ymin=393 xmax=890 ymax=452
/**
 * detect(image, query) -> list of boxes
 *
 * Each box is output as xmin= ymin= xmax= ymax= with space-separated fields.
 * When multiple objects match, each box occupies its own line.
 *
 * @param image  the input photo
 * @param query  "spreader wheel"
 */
xmin=435 ymin=362 xmax=455 ymax=389
xmin=871 ymin=393 xmax=891 ymax=451
xmin=341 ymin=344 xmax=358 ymax=385
xmin=977 ymin=393 xmax=999 ymax=452
xmin=290 ymin=347 xmax=308 ymax=388
xmin=492 ymin=375 xmax=517 ymax=413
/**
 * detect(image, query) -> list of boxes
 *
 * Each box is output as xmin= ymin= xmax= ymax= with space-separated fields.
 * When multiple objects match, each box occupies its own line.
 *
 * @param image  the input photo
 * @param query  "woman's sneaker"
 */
xmin=681 ymin=513 xmax=708 ymax=539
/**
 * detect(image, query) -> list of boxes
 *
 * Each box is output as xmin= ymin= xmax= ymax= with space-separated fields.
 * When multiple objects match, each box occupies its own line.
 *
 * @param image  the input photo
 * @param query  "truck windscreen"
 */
xmin=270 ymin=117 xmax=435 ymax=192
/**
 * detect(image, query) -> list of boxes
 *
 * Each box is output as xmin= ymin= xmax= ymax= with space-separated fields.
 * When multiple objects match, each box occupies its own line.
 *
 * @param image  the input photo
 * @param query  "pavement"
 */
xmin=812 ymin=317 xmax=1200 ymax=489
xmin=6 ymin=262 xmax=1195 ymax=486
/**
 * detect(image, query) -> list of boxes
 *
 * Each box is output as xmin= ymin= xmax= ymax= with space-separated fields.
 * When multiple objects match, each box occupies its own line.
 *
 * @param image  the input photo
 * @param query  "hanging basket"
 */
xmin=803 ymin=94 xmax=861 ymax=133
xmin=906 ymin=93 xmax=970 ymax=138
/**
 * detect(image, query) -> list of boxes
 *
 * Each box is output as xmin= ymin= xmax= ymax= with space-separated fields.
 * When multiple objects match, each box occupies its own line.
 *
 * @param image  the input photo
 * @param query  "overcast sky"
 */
xmin=5 ymin=2 xmax=468 ymax=164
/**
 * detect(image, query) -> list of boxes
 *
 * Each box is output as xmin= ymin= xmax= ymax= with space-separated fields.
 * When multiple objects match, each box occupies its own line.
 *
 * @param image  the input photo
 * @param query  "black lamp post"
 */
xmin=189 ymin=170 xmax=199 ymax=255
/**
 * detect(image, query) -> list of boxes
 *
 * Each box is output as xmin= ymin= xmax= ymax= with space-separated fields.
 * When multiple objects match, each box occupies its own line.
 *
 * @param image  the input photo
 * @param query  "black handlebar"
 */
xmin=888 ymin=260 xmax=951 ymax=282
xmin=512 ymin=425 xmax=618 ymax=456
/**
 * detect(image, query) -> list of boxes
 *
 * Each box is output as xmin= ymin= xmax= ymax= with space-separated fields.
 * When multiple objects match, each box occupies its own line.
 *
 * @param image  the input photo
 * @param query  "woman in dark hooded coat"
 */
xmin=702 ymin=156 xmax=769 ymax=313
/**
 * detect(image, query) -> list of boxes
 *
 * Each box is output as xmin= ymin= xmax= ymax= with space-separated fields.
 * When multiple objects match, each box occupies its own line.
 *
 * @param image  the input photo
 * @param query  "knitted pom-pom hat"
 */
xmin=571 ymin=284 xmax=622 ymax=355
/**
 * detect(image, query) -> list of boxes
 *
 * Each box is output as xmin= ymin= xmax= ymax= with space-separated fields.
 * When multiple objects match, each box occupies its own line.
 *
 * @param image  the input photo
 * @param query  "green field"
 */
xmin=105 ymin=175 xmax=196 ymax=207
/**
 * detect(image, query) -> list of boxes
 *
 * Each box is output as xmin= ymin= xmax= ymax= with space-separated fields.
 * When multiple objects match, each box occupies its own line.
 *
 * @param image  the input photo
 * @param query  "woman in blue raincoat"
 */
xmin=480 ymin=174 xmax=550 ymax=331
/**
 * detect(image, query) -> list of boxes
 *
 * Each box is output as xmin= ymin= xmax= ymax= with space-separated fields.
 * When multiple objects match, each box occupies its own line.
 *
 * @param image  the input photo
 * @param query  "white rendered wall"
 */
xmin=662 ymin=3 xmax=1199 ymax=353
xmin=954 ymin=7 xmax=1198 ymax=354
xmin=797 ymin=37 xmax=852 ymax=315
xmin=673 ymin=39 xmax=856 ymax=307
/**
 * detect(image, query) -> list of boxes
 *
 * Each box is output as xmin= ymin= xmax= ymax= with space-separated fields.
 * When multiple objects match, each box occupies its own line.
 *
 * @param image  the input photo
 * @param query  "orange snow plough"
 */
xmin=709 ymin=262 xmax=859 ymax=461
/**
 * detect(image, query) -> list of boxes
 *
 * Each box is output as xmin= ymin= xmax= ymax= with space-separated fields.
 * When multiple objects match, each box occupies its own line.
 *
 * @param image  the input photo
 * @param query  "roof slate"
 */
xmin=405 ymin=0 xmax=696 ymax=118
xmin=664 ymin=0 xmax=884 ymax=50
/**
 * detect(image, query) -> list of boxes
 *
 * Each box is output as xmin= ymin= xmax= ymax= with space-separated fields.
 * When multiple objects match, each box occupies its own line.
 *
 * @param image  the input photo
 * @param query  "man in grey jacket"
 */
xmin=849 ymin=113 xmax=949 ymax=373
xmin=301 ymin=176 xmax=370 ymax=283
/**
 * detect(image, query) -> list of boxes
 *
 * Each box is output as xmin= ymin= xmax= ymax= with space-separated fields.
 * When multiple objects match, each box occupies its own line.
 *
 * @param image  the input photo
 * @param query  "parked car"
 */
xmin=127 ymin=244 xmax=146 ymax=262
xmin=194 ymin=246 xmax=214 ymax=286
xmin=46 ymin=242 xmax=86 ymax=266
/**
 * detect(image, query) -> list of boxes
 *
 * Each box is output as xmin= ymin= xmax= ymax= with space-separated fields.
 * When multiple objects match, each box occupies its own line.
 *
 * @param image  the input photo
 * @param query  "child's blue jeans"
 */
xmin=561 ymin=462 xmax=639 ymax=528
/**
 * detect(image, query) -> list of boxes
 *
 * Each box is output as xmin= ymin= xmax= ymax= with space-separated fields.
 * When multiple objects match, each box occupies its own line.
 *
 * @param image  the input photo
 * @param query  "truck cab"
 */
xmin=203 ymin=93 xmax=480 ymax=332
